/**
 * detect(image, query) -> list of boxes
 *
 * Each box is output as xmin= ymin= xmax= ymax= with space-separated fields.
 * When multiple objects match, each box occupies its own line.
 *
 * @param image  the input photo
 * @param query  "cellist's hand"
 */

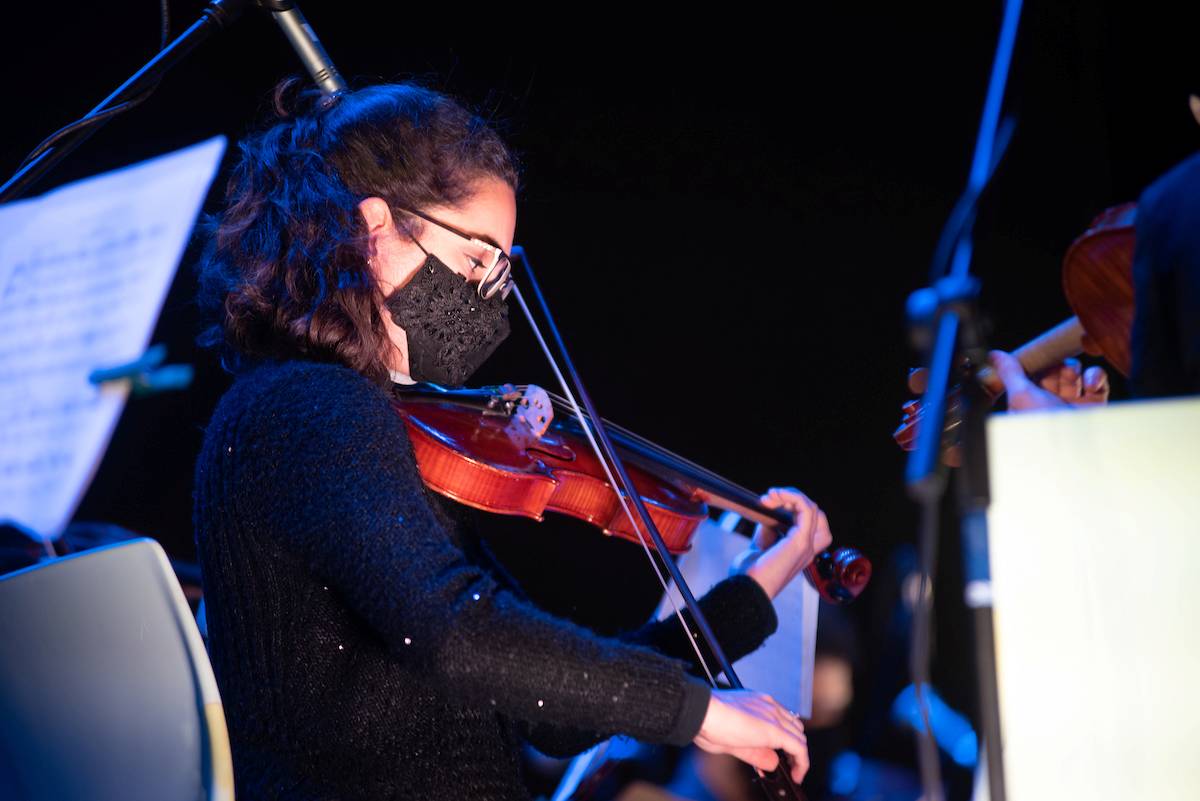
xmin=694 ymin=688 xmax=810 ymax=784
xmin=734 ymin=487 xmax=833 ymax=600
xmin=990 ymin=350 xmax=1109 ymax=411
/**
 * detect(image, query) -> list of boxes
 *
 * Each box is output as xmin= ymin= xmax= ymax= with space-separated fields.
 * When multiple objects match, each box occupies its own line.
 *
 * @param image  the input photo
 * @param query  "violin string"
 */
xmin=540 ymin=390 xmax=756 ymax=497
xmin=508 ymin=282 xmax=719 ymax=687
xmin=509 ymin=381 xmax=792 ymax=535
xmin=534 ymin=387 xmax=769 ymax=508
xmin=535 ymin=389 xmax=731 ymax=487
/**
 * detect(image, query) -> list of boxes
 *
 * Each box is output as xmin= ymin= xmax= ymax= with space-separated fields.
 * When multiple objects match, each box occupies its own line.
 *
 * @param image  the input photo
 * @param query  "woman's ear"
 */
xmin=357 ymin=197 xmax=394 ymax=246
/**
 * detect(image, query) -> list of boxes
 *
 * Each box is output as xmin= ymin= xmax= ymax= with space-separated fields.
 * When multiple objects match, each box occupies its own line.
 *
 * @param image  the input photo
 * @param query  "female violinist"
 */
xmin=193 ymin=79 xmax=831 ymax=801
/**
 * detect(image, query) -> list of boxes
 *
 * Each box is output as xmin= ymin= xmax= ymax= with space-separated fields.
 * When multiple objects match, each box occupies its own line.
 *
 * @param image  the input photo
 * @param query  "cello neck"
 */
xmin=976 ymin=316 xmax=1085 ymax=395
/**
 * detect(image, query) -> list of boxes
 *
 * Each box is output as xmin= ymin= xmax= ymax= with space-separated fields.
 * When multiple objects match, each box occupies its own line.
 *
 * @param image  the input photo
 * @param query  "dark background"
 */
xmin=5 ymin=0 xmax=1197 ymax=790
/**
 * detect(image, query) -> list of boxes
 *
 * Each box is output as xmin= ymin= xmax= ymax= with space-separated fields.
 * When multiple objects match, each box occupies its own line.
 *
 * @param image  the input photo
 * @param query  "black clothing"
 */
xmin=193 ymin=358 xmax=779 ymax=801
xmin=1131 ymin=150 xmax=1200 ymax=398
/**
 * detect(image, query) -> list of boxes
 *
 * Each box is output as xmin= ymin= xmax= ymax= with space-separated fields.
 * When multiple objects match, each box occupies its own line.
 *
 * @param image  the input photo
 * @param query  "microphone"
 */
xmin=256 ymin=1 xmax=347 ymax=103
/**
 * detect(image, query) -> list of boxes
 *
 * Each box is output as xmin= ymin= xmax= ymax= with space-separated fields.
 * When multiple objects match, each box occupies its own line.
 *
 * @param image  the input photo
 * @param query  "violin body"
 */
xmin=391 ymin=389 xmax=871 ymax=605
xmin=394 ymin=393 xmax=704 ymax=553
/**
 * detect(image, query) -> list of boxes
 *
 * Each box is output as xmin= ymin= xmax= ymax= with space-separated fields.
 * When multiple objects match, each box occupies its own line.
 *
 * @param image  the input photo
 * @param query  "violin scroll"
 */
xmin=805 ymin=547 xmax=872 ymax=604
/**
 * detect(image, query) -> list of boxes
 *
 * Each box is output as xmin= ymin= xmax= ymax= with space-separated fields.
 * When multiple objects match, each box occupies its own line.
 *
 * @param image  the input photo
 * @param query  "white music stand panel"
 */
xmin=657 ymin=516 xmax=818 ymax=718
xmin=987 ymin=397 xmax=1200 ymax=801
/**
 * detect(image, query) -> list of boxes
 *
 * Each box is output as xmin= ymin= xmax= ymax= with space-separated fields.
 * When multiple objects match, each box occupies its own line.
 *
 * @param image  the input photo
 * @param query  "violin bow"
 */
xmin=507 ymin=246 xmax=809 ymax=801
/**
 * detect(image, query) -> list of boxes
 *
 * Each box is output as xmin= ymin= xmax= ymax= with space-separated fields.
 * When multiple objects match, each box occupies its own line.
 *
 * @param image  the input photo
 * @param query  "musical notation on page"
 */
xmin=0 ymin=137 xmax=226 ymax=541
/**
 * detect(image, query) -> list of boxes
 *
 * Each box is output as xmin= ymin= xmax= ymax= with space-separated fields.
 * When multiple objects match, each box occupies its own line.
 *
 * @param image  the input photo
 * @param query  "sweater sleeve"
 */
xmin=621 ymin=573 xmax=779 ymax=677
xmin=519 ymin=574 xmax=778 ymax=757
xmin=224 ymin=362 xmax=710 ymax=747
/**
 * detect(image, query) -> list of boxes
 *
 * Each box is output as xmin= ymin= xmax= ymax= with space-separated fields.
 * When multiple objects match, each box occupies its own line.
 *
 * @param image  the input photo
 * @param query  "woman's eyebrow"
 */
xmin=466 ymin=231 xmax=503 ymax=250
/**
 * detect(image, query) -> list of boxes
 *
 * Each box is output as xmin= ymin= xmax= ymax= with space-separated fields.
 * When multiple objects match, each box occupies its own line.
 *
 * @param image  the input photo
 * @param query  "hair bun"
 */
xmin=271 ymin=75 xmax=327 ymax=120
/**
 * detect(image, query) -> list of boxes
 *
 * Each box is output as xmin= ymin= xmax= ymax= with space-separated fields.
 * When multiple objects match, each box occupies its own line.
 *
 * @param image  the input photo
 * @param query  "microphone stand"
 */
xmin=905 ymin=3 xmax=1024 ymax=801
xmin=0 ymin=0 xmax=248 ymax=203
xmin=256 ymin=1 xmax=346 ymax=101
xmin=0 ymin=0 xmax=347 ymax=204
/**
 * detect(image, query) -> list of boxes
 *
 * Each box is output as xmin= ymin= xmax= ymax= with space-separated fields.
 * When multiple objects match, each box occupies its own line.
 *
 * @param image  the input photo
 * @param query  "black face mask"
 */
xmin=383 ymin=252 xmax=510 ymax=386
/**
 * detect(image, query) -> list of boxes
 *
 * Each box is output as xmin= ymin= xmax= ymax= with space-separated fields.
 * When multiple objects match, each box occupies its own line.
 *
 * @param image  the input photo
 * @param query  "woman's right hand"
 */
xmin=693 ymin=688 xmax=810 ymax=783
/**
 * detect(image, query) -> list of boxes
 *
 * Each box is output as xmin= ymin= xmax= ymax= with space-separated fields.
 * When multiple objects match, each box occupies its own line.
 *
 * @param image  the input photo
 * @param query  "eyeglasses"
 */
xmin=396 ymin=206 xmax=513 ymax=300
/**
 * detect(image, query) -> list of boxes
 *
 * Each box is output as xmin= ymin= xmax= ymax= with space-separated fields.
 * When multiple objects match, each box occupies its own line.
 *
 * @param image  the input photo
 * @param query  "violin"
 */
xmin=405 ymin=246 xmax=872 ymax=801
xmin=390 ymin=383 xmax=872 ymax=605
xmin=894 ymin=202 xmax=1137 ymax=451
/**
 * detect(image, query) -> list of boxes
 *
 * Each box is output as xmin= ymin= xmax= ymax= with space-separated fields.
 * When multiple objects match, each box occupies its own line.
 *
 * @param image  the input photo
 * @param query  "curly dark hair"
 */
xmin=195 ymin=78 xmax=522 ymax=385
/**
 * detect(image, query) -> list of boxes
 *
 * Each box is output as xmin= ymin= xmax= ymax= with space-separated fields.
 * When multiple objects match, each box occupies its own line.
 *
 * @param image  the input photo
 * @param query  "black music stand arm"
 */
xmin=905 ymin=2 xmax=1025 ymax=800
xmin=0 ymin=0 xmax=247 ymax=203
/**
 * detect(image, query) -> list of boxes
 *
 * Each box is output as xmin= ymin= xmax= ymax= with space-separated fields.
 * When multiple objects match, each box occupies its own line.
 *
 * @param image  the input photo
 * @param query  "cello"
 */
xmin=894 ymin=202 xmax=1137 ymax=452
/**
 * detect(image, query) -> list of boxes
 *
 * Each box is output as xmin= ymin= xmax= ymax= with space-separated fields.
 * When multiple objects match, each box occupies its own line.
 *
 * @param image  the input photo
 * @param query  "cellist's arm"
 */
xmin=989 ymin=350 xmax=1108 ymax=409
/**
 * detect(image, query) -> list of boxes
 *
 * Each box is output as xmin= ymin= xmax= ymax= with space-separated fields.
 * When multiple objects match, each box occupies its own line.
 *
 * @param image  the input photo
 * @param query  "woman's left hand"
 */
xmin=733 ymin=487 xmax=833 ymax=600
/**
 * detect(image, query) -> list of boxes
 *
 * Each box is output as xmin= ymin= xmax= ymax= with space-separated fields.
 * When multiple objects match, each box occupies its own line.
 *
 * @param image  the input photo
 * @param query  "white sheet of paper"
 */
xmin=0 ymin=137 xmax=226 ymax=540
xmin=656 ymin=515 xmax=819 ymax=717
xmin=986 ymin=397 xmax=1200 ymax=801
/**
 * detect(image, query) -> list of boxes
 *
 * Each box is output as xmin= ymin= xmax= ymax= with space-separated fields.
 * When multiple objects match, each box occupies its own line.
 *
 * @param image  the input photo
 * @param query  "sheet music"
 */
xmin=0 ymin=137 xmax=226 ymax=541
xmin=656 ymin=516 xmax=819 ymax=717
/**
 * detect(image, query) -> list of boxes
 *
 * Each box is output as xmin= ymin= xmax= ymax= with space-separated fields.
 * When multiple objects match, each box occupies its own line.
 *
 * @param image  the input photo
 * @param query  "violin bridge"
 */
xmin=514 ymin=384 xmax=553 ymax=438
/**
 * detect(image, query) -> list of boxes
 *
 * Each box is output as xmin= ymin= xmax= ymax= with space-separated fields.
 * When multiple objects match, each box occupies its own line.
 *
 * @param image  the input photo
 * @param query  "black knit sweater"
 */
xmin=193 ymin=359 xmax=779 ymax=800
